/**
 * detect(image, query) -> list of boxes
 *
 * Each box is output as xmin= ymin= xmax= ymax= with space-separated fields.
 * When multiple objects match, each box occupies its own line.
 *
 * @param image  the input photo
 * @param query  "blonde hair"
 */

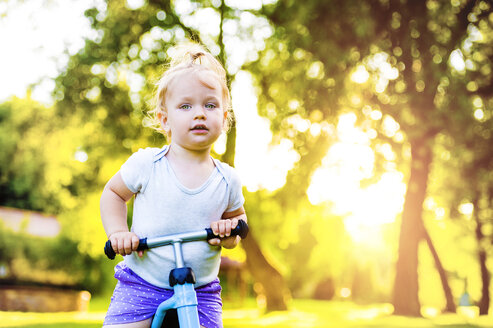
xmin=145 ymin=42 xmax=232 ymax=137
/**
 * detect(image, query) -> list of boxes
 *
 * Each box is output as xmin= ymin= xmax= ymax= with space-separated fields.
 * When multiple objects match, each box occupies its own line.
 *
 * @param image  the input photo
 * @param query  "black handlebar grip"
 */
xmin=137 ymin=238 xmax=148 ymax=251
xmin=206 ymin=219 xmax=249 ymax=240
xmin=104 ymin=240 xmax=116 ymax=260
xmin=104 ymin=238 xmax=148 ymax=260
xmin=234 ymin=219 xmax=249 ymax=239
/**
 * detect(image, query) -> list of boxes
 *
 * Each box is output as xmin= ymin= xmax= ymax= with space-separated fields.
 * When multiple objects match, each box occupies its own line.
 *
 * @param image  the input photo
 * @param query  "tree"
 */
xmin=372 ymin=0 xmax=492 ymax=315
xmin=0 ymin=95 xmax=89 ymax=214
xmin=250 ymin=0 xmax=492 ymax=315
xmin=437 ymin=107 xmax=493 ymax=314
xmin=53 ymin=0 xmax=289 ymax=310
xmin=443 ymin=0 xmax=493 ymax=313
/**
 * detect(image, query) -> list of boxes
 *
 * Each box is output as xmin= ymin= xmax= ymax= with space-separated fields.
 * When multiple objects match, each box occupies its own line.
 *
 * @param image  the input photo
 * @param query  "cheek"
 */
xmin=215 ymin=110 xmax=227 ymax=126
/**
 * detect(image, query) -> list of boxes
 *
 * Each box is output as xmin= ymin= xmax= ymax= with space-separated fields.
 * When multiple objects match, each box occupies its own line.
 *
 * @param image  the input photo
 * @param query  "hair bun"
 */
xmin=169 ymin=43 xmax=206 ymax=66
xmin=191 ymin=52 xmax=204 ymax=62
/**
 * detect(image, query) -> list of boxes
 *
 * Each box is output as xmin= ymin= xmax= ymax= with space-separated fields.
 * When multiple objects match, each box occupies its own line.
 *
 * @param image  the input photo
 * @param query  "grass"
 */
xmin=223 ymin=300 xmax=493 ymax=328
xmin=1 ymin=298 xmax=493 ymax=328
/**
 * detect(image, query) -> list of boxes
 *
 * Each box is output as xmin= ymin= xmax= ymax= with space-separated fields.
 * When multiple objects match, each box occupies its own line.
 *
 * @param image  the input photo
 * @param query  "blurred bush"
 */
xmin=0 ymin=221 xmax=115 ymax=295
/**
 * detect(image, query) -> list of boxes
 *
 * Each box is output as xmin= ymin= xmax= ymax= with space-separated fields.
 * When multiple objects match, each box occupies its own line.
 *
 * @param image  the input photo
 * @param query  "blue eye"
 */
xmin=180 ymin=104 xmax=191 ymax=110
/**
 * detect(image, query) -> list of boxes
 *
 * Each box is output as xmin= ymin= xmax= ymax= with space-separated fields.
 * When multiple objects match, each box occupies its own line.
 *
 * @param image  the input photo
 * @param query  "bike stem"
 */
xmin=172 ymin=240 xmax=185 ymax=268
xmin=151 ymin=239 xmax=201 ymax=328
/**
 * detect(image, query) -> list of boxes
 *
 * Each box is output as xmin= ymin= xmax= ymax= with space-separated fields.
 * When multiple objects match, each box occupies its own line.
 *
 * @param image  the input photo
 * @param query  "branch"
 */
xmin=448 ymin=0 xmax=476 ymax=48
xmin=148 ymin=0 xmax=202 ymax=43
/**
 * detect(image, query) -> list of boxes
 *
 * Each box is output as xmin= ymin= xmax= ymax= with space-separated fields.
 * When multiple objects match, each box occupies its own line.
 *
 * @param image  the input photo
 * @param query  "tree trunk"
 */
xmin=241 ymin=228 xmax=289 ymax=311
xmin=422 ymin=228 xmax=456 ymax=313
xmin=222 ymin=123 xmax=236 ymax=167
xmin=473 ymin=195 xmax=490 ymax=315
xmin=216 ymin=3 xmax=288 ymax=311
xmin=392 ymin=137 xmax=433 ymax=316
xmin=477 ymin=249 xmax=490 ymax=315
xmin=222 ymin=124 xmax=288 ymax=311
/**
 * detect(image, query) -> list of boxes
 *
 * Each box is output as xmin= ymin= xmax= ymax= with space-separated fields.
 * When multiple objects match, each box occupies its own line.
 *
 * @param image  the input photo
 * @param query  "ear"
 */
xmin=157 ymin=111 xmax=169 ymax=132
xmin=222 ymin=109 xmax=228 ymax=129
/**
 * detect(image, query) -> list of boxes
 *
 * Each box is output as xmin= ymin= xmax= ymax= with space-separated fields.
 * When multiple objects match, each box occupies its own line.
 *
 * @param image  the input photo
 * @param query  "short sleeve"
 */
xmin=226 ymin=168 xmax=245 ymax=213
xmin=120 ymin=148 xmax=155 ymax=193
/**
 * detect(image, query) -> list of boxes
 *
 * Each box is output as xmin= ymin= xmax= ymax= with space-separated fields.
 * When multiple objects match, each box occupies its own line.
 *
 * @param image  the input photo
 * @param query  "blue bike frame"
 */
xmin=104 ymin=220 xmax=248 ymax=328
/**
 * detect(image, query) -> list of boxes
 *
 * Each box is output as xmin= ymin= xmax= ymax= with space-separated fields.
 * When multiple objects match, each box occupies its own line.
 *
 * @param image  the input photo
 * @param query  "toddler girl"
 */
xmin=100 ymin=43 xmax=247 ymax=328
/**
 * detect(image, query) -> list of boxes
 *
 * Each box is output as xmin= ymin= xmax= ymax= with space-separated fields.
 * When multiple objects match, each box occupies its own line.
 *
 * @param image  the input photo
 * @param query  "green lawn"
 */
xmin=1 ymin=299 xmax=492 ymax=328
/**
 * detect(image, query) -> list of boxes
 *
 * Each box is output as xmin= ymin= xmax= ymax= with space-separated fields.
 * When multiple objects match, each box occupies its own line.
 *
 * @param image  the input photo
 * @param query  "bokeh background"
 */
xmin=0 ymin=0 xmax=492 ymax=327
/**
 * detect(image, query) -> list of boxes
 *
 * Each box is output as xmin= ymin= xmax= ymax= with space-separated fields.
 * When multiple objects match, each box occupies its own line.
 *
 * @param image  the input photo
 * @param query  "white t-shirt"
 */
xmin=120 ymin=145 xmax=244 ymax=288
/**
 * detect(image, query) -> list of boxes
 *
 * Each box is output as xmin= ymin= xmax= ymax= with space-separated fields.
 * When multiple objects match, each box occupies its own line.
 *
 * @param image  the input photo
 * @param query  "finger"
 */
xmin=218 ymin=221 xmax=226 ymax=238
xmin=231 ymin=218 xmax=239 ymax=229
xmin=224 ymin=220 xmax=232 ymax=237
xmin=211 ymin=221 xmax=219 ymax=235
xmin=138 ymin=250 xmax=144 ymax=258
xmin=110 ymin=237 xmax=119 ymax=254
xmin=208 ymin=238 xmax=221 ymax=246
xmin=117 ymin=238 xmax=125 ymax=256
xmin=131 ymin=235 xmax=140 ymax=251
xmin=124 ymin=238 xmax=132 ymax=255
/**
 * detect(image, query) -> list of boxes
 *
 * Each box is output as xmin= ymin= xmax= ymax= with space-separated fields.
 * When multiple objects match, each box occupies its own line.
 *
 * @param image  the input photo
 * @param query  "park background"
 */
xmin=0 ymin=0 xmax=492 ymax=327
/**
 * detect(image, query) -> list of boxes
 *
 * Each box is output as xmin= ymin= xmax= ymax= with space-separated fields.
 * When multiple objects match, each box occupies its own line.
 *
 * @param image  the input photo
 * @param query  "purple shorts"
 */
xmin=104 ymin=263 xmax=223 ymax=327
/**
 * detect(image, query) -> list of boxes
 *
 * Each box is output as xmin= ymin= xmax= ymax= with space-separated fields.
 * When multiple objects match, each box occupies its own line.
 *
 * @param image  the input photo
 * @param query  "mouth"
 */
xmin=190 ymin=124 xmax=209 ymax=132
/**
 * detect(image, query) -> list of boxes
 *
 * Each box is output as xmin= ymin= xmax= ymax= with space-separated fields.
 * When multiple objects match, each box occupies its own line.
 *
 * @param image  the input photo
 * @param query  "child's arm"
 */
xmin=208 ymin=207 xmax=247 ymax=249
xmin=100 ymin=172 xmax=143 ymax=257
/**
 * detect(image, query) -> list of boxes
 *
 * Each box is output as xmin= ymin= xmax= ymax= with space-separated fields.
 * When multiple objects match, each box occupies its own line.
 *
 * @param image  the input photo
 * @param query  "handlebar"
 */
xmin=104 ymin=219 xmax=249 ymax=260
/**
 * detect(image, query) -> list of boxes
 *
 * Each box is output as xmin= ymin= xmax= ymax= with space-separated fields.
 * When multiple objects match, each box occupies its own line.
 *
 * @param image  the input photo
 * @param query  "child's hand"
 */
xmin=208 ymin=218 xmax=240 ymax=249
xmin=109 ymin=231 xmax=144 ymax=257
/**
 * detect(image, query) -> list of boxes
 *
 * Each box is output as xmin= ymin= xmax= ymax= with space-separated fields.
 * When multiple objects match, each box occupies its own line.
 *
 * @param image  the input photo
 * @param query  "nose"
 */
xmin=193 ymin=106 xmax=206 ymax=119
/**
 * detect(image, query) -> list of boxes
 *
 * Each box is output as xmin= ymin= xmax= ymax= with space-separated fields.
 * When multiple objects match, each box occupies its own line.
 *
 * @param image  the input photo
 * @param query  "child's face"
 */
xmin=160 ymin=70 xmax=227 ymax=151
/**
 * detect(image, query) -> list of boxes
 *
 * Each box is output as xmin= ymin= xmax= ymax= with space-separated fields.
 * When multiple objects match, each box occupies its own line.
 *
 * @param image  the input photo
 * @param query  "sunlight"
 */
xmin=74 ymin=150 xmax=89 ymax=163
xmin=340 ymin=287 xmax=351 ymax=298
xmin=346 ymin=303 xmax=394 ymax=320
xmin=233 ymin=71 xmax=300 ymax=192
xmin=126 ymin=0 xmax=145 ymax=10
xmin=474 ymin=108 xmax=484 ymax=120
xmin=450 ymin=49 xmax=466 ymax=72
xmin=457 ymin=306 xmax=479 ymax=319
xmin=351 ymin=65 xmax=370 ymax=84
xmin=421 ymin=306 xmax=440 ymax=318
xmin=307 ymin=113 xmax=406 ymax=243
xmin=458 ymin=202 xmax=474 ymax=216
xmin=367 ymin=53 xmax=399 ymax=80
xmin=0 ymin=0 xmax=98 ymax=103
xmin=351 ymin=52 xmax=400 ymax=94
xmin=343 ymin=172 xmax=406 ymax=243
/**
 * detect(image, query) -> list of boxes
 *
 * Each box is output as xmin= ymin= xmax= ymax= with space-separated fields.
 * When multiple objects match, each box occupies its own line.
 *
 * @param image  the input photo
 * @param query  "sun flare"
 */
xmin=307 ymin=113 xmax=406 ymax=243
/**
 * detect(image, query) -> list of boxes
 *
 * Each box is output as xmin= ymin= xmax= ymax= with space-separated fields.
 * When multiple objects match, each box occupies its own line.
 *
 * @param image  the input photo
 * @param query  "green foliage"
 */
xmin=59 ymin=191 xmax=117 ymax=258
xmin=2 ymin=0 xmax=492 ymax=309
xmin=0 ymin=221 xmax=114 ymax=294
xmin=0 ymin=97 xmax=83 ymax=213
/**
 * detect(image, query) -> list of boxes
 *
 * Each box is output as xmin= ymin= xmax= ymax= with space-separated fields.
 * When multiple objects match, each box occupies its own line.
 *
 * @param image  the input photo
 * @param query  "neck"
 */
xmin=167 ymin=143 xmax=212 ymax=164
